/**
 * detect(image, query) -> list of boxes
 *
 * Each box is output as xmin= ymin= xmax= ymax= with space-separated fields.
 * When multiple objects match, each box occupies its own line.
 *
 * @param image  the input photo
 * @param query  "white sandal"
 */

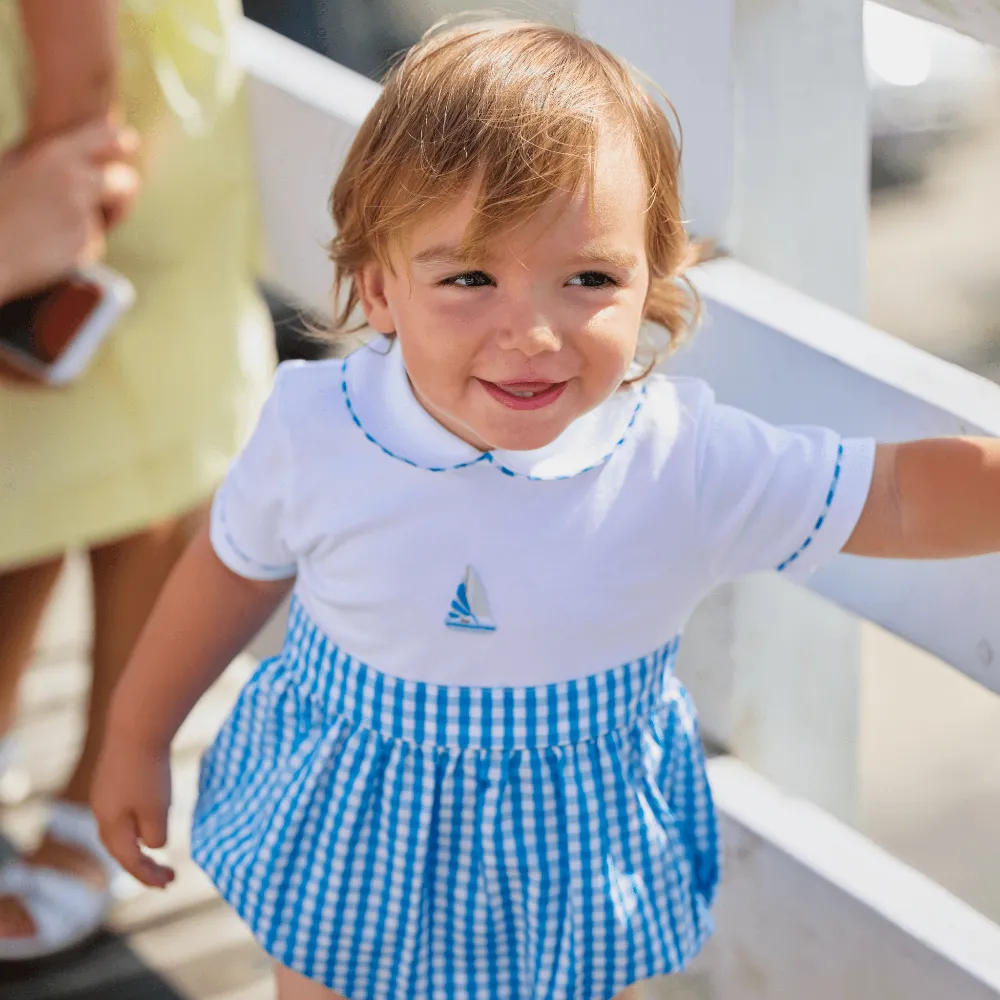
xmin=0 ymin=736 xmax=13 ymax=778
xmin=0 ymin=800 xmax=129 ymax=961
xmin=0 ymin=735 xmax=30 ymax=805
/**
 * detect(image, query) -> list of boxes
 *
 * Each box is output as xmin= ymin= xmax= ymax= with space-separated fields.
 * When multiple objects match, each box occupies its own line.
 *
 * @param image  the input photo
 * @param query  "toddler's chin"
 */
xmin=476 ymin=418 xmax=572 ymax=453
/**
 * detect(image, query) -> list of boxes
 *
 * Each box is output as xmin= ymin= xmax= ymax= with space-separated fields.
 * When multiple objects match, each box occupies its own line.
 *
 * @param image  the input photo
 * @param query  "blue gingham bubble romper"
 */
xmin=192 ymin=597 xmax=719 ymax=1000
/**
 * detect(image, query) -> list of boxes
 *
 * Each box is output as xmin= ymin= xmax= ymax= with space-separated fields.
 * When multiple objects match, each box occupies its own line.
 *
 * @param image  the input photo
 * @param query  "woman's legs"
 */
xmin=0 ymin=555 xmax=67 ymax=936
xmin=275 ymin=964 xmax=349 ymax=1000
xmin=0 ymin=512 xmax=197 ymax=938
xmin=61 ymin=515 xmax=193 ymax=805
xmin=0 ymin=555 xmax=66 ymax=738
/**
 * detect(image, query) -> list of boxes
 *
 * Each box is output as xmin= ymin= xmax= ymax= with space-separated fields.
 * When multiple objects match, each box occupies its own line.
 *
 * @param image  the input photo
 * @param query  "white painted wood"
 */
xmin=878 ymin=0 xmax=1000 ymax=47
xmin=673 ymin=258 xmax=1000 ymax=695
xmin=573 ymin=0 xmax=736 ymax=261
xmin=576 ymin=0 xmax=870 ymax=820
xmin=678 ymin=575 xmax=864 ymax=820
xmin=235 ymin=20 xmax=380 ymax=315
xmin=575 ymin=0 xmax=869 ymax=316
xmin=686 ymin=757 xmax=1000 ymax=1000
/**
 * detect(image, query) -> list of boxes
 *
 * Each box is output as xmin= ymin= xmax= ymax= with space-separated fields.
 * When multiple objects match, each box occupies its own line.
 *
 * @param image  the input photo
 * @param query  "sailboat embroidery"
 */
xmin=445 ymin=566 xmax=497 ymax=633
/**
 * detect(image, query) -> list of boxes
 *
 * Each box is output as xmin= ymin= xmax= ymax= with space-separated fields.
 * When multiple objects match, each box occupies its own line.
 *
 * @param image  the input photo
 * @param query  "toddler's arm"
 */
xmin=20 ymin=0 xmax=118 ymax=143
xmin=93 ymin=522 xmax=293 ymax=887
xmin=845 ymin=439 xmax=1000 ymax=558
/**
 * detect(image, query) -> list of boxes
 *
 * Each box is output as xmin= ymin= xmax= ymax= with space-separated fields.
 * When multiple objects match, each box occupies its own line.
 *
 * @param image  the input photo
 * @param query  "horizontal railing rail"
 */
xmin=878 ymin=0 xmax=1000 ymax=46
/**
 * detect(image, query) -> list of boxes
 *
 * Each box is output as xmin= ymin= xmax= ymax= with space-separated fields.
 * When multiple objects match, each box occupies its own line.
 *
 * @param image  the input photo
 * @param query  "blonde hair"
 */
xmin=328 ymin=18 xmax=700 ymax=372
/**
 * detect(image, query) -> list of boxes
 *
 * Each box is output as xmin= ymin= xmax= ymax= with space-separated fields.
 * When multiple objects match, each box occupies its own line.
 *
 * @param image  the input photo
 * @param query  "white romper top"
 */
xmin=210 ymin=335 xmax=875 ymax=687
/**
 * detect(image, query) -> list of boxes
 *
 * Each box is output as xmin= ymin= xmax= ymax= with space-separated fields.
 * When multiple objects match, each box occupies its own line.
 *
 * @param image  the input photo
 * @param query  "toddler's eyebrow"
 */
xmin=410 ymin=243 xmax=476 ymax=268
xmin=411 ymin=241 xmax=640 ymax=270
xmin=571 ymin=243 xmax=640 ymax=270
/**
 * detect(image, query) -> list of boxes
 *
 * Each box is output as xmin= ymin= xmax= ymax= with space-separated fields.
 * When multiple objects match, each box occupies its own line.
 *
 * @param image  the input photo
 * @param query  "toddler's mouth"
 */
xmin=477 ymin=379 xmax=568 ymax=411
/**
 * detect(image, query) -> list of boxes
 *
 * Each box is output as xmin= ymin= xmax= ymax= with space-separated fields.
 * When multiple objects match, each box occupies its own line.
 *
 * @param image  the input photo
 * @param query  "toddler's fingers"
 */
xmin=137 ymin=805 xmax=168 ymax=851
xmin=101 ymin=812 xmax=173 ymax=888
xmin=135 ymin=853 xmax=176 ymax=889
xmin=99 ymin=813 xmax=146 ymax=879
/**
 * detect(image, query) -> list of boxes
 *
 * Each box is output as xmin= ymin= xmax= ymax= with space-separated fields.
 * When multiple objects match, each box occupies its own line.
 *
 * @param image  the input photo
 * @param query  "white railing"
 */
xmin=236 ymin=5 xmax=1000 ymax=997
xmin=880 ymin=0 xmax=1000 ymax=46
xmin=676 ymin=259 xmax=1000 ymax=690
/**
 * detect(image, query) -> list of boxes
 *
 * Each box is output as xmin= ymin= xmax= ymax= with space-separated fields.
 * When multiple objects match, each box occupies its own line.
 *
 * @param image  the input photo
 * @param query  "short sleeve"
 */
xmin=696 ymin=394 xmax=875 ymax=585
xmin=210 ymin=366 xmax=298 ymax=580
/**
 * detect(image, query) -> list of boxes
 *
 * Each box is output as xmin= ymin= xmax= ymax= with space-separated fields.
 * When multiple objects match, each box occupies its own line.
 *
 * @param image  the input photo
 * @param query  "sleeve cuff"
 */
xmin=775 ymin=437 xmax=876 ymax=582
xmin=209 ymin=491 xmax=297 ymax=581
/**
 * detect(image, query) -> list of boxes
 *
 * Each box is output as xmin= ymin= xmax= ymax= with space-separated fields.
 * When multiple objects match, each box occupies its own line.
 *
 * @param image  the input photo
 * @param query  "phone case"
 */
xmin=45 ymin=265 xmax=136 ymax=384
xmin=0 ymin=265 xmax=135 ymax=385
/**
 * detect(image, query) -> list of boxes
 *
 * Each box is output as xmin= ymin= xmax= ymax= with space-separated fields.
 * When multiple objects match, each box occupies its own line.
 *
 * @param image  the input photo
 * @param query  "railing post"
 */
xmin=575 ymin=0 xmax=870 ymax=821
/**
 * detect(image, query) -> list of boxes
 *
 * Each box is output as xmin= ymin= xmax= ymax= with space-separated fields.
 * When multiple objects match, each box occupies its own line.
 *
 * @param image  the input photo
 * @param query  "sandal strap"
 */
xmin=0 ymin=736 xmax=15 ymax=777
xmin=0 ymin=802 xmax=134 ymax=961
xmin=0 ymin=861 xmax=111 ymax=960
xmin=0 ymin=735 xmax=31 ymax=806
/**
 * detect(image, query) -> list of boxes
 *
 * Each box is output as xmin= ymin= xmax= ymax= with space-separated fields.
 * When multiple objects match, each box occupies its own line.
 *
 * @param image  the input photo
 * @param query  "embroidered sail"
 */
xmin=445 ymin=566 xmax=497 ymax=632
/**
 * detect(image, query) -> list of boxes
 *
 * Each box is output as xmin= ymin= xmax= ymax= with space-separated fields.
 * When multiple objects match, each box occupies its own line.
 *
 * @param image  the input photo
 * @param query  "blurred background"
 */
xmin=242 ymin=0 xmax=1000 ymax=927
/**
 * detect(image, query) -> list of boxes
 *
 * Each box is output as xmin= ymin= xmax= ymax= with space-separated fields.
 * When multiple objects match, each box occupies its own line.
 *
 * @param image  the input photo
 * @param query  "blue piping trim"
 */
xmin=776 ymin=443 xmax=844 ymax=573
xmin=340 ymin=357 xmax=646 ymax=481
xmin=216 ymin=491 xmax=297 ymax=577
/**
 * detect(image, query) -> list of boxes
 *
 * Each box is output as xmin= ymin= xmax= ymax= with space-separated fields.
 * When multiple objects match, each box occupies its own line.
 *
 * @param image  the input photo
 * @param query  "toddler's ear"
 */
xmin=355 ymin=261 xmax=395 ymax=335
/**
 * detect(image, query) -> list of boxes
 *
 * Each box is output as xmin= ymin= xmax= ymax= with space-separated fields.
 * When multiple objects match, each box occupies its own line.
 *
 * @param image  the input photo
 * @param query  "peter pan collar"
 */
xmin=340 ymin=336 xmax=645 ymax=481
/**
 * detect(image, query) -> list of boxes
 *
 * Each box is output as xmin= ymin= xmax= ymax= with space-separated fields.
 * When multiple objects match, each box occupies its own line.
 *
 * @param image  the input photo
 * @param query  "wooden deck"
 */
xmin=0 ymin=556 xmax=276 ymax=1000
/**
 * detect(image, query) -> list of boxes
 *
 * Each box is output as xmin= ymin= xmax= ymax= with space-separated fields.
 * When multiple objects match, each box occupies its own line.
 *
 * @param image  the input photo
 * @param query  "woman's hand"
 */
xmin=98 ymin=111 xmax=141 ymax=231
xmin=91 ymin=729 xmax=176 ymax=889
xmin=0 ymin=120 xmax=139 ymax=303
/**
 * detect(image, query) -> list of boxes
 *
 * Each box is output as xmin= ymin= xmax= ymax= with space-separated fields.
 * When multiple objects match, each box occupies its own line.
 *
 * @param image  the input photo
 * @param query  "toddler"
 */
xmin=93 ymin=19 xmax=1000 ymax=1000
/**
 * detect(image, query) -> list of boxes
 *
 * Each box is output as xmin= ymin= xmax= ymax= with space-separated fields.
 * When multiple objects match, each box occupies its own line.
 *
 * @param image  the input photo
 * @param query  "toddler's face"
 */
xmin=357 ymin=131 xmax=650 ymax=452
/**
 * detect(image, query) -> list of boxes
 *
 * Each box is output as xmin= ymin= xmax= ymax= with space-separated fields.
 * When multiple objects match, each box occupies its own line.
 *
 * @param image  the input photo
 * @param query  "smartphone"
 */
xmin=0 ymin=264 xmax=135 ymax=385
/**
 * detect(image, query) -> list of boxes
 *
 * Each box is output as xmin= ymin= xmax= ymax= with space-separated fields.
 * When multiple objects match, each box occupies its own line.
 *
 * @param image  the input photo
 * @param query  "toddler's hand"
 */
xmin=91 ymin=733 xmax=176 ymax=889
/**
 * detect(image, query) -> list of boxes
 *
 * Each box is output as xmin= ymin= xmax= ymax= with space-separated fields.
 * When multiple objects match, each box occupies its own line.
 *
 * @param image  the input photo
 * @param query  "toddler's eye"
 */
xmin=441 ymin=271 xmax=494 ymax=288
xmin=568 ymin=271 xmax=619 ymax=288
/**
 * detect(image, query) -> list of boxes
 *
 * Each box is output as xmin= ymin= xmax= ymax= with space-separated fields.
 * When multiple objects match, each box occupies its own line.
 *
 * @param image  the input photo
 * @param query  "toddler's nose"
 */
xmin=499 ymin=308 xmax=561 ymax=357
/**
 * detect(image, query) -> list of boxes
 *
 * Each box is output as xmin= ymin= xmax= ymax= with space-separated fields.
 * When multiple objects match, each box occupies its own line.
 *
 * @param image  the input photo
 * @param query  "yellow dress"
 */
xmin=0 ymin=0 xmax=275 ymax=569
